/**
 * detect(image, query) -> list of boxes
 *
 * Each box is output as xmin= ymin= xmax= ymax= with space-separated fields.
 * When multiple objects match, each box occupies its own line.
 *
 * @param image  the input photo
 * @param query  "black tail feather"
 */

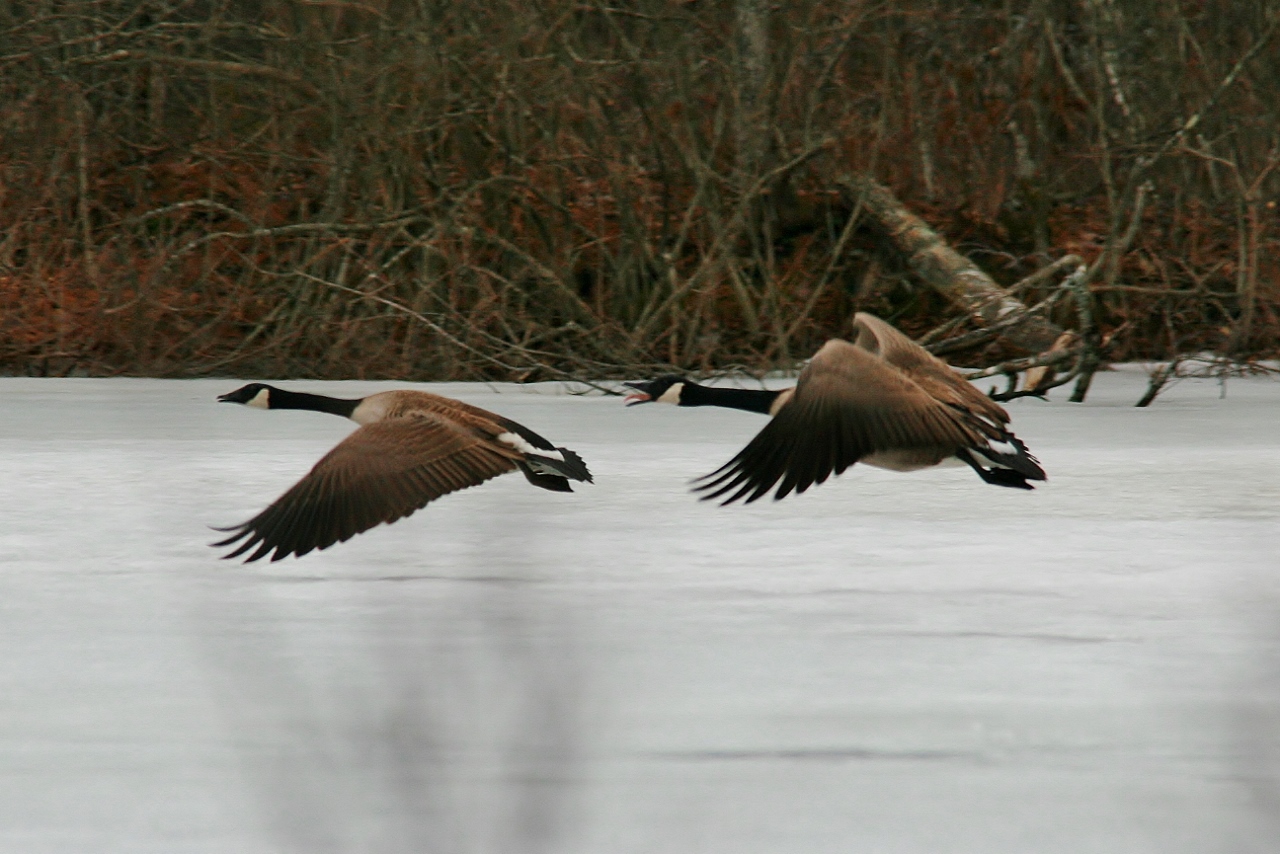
xmin=518 ymin=446 xmax=593 ymax=492
xmin=517 ymin=467 xmax=574 ymax=492
xmin=554 ymin=447 xmax=593 ymax=483
xmin=956 ymin=446 xmax=1044 ymax=490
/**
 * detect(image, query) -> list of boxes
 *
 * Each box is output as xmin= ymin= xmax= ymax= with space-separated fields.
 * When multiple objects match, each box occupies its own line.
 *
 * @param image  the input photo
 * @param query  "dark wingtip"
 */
xmin=209 ymin=521 xmax=278 ymax=562
xmin=209 ymin=531 xmax=245 ymax=548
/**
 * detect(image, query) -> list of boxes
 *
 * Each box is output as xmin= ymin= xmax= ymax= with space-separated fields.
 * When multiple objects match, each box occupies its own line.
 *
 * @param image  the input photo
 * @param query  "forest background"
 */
xmin=1 ymin=0 xmax=1277 ymax=398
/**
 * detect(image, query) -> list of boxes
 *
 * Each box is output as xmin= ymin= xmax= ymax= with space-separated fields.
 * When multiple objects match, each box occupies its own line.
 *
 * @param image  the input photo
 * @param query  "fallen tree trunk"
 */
xmin=838 ymin=174 xmax=1065 ymax=353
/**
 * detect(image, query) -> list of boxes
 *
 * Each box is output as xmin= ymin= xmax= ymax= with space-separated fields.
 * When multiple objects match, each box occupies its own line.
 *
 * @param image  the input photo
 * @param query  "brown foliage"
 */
xmin=1 ymin=0 xmax=1277 ymax=380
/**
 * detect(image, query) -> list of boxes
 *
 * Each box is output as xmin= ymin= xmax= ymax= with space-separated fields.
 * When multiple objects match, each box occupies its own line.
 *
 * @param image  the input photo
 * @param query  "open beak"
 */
xmin=622 ymin=381 xmax=652 ymax=406
xmin=216 ymin=393 xmax=235 ymax=403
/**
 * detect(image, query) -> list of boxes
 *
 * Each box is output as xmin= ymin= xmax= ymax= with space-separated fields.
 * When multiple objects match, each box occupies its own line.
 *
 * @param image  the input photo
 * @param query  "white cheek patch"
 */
xmin=657 ymin=383 xmax=684 ymax=404
xmin=497 ymin=432 xmax=565 ymax=461
xmin=246 ymin=389 xmax=270 ymax=410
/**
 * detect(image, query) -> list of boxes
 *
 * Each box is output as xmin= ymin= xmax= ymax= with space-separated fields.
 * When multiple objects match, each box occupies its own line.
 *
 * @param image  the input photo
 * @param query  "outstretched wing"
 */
xmin=851 ymin=312 xmax=1011 ymax=426
xmin=214 ymin=413 xmax=521 ymax=562
xmin=694 ymin=340 xmax=983 ymax=504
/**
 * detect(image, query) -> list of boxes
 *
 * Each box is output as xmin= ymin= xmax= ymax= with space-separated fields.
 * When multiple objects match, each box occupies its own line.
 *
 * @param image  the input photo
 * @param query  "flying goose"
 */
xmin=624 ymin=312 xmax=1045 ymax=503
xmin=213 ymin=384 xmax=592 ymax=561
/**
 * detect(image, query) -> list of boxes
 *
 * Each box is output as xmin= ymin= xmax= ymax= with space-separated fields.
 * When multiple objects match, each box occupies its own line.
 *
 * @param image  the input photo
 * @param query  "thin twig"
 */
xmin=294 ymin=271 xmax=622 ymax=392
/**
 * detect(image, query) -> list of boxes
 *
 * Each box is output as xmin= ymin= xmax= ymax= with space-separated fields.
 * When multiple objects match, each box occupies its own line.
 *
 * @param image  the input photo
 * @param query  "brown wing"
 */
xmin=694 ymin=339 xmax=985 ymax=504
xmin=214 ymin=413 xmax=522 ymax=562
xmin=379 ymin=390 xmax=569 ymax=454
xmin=852 ymin=312 xmax=1010 ymax=426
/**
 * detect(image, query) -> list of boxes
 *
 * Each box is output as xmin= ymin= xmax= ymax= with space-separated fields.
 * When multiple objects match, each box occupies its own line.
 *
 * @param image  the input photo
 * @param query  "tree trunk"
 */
xmin=734 ymin=0 xmax=769 ymax=185
xmin=839 ymin=174 xmax=1065 ymax=353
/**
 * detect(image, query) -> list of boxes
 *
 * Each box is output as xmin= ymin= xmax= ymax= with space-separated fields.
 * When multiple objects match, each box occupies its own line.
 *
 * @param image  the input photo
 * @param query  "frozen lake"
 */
xmin=1 ymin=367 xmax=1278 ymax=852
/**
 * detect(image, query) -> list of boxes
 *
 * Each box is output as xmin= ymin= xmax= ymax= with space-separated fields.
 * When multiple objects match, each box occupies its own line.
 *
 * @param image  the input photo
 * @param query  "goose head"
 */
xmin=623 ymin=375 xmax=689 ymax=406
xmin=218 ymin=382 xmax=274 ymax=409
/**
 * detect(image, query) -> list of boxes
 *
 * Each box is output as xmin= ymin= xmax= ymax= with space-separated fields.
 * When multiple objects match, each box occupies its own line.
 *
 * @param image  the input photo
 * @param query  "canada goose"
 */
xmin=213 ymin=384 xmax=592 ymax=561
xmin=624 ymin=312 xmax=1045 ymax=503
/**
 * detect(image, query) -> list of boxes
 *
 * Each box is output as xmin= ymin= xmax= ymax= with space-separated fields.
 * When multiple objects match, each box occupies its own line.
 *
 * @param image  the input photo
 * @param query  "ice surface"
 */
xmin=1 ymin=367 xmax=1278 ymax=853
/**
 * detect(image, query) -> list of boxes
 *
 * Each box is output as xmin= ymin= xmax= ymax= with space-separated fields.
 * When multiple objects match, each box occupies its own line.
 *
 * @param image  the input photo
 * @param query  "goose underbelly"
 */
xmin=860 ymin=449 xmax=960 ymax=472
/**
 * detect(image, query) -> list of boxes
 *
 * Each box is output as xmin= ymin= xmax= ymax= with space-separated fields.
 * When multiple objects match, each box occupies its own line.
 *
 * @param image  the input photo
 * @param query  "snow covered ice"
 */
xmin=1 ymin=367 xmax=1278 ymax=852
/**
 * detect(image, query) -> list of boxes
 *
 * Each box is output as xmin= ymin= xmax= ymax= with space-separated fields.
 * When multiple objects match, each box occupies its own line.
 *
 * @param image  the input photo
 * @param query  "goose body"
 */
xmin=214 ymin=384 xmax=592 ymax=561
xmin=624 ymin=312 xmax=1045 ymax=503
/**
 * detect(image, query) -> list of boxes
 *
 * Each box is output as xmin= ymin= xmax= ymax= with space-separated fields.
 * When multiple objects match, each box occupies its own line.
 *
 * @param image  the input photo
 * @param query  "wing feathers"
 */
xmin=215 ymin=392 xmax=592 ymax=562
xmin=852 ymin=312 xmax=1011 ymax=425
xmin=693 ymin=332 xmax=1035 ymax=504
xmin=216 ymin=414 xmax=521 ymax=562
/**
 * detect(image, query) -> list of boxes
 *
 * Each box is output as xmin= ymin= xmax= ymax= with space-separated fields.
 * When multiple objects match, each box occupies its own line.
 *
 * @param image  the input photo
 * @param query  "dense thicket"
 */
xmin=1 ymin=0 xmax=1276 ymax=381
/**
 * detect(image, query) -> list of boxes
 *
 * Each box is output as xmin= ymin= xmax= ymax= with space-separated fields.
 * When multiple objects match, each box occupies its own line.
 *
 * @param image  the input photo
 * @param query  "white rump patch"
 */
xmin=982 ymin=437 xmax=1019 ymax=457
xmin=498 ymin=432 xmax=565 ymax=461
xmin=972 ymin=448 xmax=1019 ymax=471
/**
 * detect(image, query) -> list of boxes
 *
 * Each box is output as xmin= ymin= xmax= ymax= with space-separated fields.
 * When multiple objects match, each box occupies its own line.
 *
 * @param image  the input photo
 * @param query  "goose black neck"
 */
xmin=682 ymin=383 xmax=780 ymax=414
xmin=269 ymin=387 xmax=360 ymax=418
